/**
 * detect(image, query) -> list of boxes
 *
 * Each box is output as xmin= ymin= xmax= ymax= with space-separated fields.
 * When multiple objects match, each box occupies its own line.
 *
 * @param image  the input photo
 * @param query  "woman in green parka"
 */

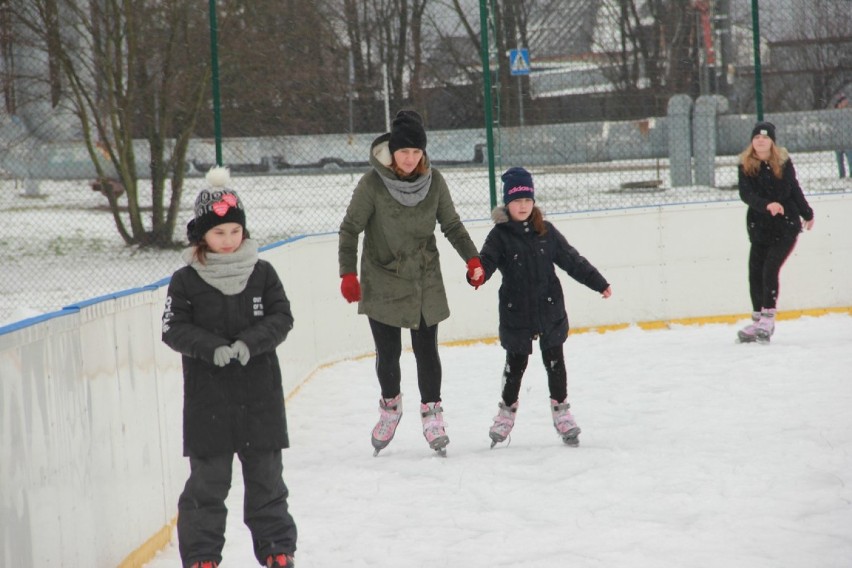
xmin=338 ymin=110 xmax=484 ymax=456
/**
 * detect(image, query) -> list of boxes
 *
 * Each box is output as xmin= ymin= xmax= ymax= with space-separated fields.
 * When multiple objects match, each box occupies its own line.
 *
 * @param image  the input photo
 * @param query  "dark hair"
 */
xmin=191 ymin=228 xmax=250 ymax=265
xmin=530 ymin=206 xmax=547 ymax=236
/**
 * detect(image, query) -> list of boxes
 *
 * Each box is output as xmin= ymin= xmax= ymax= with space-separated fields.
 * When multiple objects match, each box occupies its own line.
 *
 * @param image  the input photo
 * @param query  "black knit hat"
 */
xmin=388 ymin=110 xmax=427 ymax=153
xmin=501 ymin=166 xmax=535 ymax=205
xmin=186 ymin=167 xmax=246 ymax=244
xmin=751 ymin=121 xmax=776 ymax=142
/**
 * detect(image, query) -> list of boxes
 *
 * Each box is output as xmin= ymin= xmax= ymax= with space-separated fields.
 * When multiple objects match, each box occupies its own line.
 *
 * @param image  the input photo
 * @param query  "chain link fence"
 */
xmin=1 ymin=0 xmax=851 ymax=324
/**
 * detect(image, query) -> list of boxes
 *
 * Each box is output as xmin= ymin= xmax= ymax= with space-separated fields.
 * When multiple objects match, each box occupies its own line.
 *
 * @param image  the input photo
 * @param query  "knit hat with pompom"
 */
xmin=186 ymin=167 xmax=246 ymax=244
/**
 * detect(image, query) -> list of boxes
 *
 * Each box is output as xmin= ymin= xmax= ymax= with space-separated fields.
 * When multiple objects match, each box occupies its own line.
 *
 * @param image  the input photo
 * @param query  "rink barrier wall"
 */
xmin=1 ymin=193 xmax=851 ymax=566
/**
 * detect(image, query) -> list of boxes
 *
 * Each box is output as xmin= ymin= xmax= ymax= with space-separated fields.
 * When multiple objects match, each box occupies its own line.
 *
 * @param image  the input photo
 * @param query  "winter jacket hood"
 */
xmin=338 ymin=134 xmax=478 ymax=329
xmin=479 ymin=207 xmax=609 ymax=354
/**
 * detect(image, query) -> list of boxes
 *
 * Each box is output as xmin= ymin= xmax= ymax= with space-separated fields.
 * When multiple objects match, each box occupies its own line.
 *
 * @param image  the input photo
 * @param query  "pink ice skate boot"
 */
xmin=420 ymin=401 xmax=449 ymax=455
xmin=489 ymin=400 xmax=518 ymax=448
xmin=754 ymin=308 xmax=776 ymax=343
xmin=372 ymin=394 xmax=402 ymax=456
xmin=736 ymin=311 xmax=761 ymax=343
xmin=551 ymin=399 xmax=581 ymax=446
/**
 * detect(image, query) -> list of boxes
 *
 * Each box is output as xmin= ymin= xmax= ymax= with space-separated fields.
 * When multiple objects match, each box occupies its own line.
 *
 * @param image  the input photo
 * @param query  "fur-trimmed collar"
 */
xmin=491 ymin=205 xmax=546 ymax=224
xmin=492 ymin=206 xmax=509 ymax=224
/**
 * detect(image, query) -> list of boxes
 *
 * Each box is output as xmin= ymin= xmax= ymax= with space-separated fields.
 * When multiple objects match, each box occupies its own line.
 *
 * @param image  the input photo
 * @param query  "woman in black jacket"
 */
xmin=471 ymin=167 xmax=612 ymax=448
xmin=162 ymin=167 xmax=297 ymax=568
xmin=737 ymin=122 xmax=815 ymax=343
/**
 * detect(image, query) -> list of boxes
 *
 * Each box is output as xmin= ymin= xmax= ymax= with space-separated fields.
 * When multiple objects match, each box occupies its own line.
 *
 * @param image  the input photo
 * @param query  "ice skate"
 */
xmin=550 ymin=399 xmax=581 ymax=446
xmin=489 ymin=400 xmax=518 ymax=448
xmin=736 ymin=311 xmax=761 ymax=343
xmin=754 ymin=308 xmax=776 ymax=343
xmin=420 ymin=401 xmax=449 ymax=456
xmin=372 ymin=394 xmax=402 ymax=456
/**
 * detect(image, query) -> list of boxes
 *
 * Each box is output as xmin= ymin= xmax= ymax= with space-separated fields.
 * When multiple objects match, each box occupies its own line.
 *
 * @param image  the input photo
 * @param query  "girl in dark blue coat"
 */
xmin=470 ymin=167 xmax=612 ymax=447
xmin=162 ymin=167 xmax=297 ymax=568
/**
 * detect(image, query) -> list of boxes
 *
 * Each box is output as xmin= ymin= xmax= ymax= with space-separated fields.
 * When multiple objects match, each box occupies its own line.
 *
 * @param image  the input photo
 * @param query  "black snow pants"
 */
xmin=177 ymin=448 xmax=297 ymax=568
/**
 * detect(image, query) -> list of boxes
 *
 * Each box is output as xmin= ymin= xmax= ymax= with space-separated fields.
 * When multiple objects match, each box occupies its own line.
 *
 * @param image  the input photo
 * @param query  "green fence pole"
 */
xmin=208 ymin=0 xmax=223 ymax=166
xmin=479 ymin=0 xmax=497 ymax=209
xmin=750 ymin=0 xmax=764 ymax=121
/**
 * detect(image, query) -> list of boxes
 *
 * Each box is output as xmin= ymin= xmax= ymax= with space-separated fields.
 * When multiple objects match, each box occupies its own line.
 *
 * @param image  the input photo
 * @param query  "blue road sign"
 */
xmin=509 ymin=48 xmax=530 ymax=76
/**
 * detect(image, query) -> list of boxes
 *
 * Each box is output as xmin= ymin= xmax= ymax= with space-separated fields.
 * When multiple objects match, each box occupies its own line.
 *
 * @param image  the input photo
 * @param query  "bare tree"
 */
xmin=333 ymin=0 xmax=432 ymax=129
xmin=594 ymin=0 xmax=699 ymax=100
xmin=213 ymin=0 xmax=348 ymax=136
xmin=7 ymin=0 xmax=211 ymax=247
xmin=774 ymin=0 xmax=852 ymax=110
xmin=441 ymin=0 xmax=533 ymax=127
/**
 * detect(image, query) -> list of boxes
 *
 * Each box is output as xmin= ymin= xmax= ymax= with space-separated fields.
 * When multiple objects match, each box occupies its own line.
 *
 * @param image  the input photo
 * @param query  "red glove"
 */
xmin=467 ymin=257 xmax=485 ymax=289
xmin=340 ymin=273 xmax=361 ymax=303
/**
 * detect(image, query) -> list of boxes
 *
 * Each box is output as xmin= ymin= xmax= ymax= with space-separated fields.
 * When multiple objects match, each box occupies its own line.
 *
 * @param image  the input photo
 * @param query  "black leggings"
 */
xmin=368 ymin=314 xmax=442 ymax=404
xmin=500 ymin=345 xmax=568 ymax=406
xmin=748 ymin=239 xmax=797 ymax=311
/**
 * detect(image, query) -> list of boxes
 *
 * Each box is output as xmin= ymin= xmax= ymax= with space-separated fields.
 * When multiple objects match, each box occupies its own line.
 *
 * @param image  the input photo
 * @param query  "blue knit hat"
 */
xmin=501 ymin=167 xmax=535 ymax=205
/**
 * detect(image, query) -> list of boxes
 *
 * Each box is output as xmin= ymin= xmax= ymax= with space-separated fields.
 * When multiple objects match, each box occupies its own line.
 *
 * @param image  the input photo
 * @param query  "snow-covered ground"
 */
xmin=143 ymin=313 xmax=852 ymax=568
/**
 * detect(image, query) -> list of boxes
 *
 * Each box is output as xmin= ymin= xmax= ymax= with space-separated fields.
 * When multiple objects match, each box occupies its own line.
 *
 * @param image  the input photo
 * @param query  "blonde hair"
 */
xmin=738 ymin=141 xmax=786 ymax=179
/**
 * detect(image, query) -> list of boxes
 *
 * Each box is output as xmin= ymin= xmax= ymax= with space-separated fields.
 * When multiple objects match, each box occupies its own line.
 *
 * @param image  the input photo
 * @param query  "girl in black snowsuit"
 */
xmin=469 ymin=167 xmax=612 ymax=447
xmin=162 ymin=167 xmax=297 ymax=568
xmin=736 ymin=121 xmax=815 ymax=343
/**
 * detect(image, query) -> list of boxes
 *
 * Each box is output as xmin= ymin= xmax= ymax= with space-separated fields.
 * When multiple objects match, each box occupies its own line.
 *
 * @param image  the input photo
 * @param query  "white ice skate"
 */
xmin=420 ymin=401 xmax=449 ymax=456
xmin=736 ymin=311 xmax=762 ymax=343
xmin=551 ymin=399 xmax=581 ymax=446
xmin=372 ymin=394 xmax=402 ymax=456
xmin=489 ymin=400 xmax=518 ymax=448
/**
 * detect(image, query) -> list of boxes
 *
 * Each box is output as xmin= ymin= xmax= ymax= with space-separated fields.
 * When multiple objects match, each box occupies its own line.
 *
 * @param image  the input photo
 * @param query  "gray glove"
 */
xmin=231 ymin=340 xmax=250 ymax=366
xmin=213 ymin=345 xmax=233 ymax=367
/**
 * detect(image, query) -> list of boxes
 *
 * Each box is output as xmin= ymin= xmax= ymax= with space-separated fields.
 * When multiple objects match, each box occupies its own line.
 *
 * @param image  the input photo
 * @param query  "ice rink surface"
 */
xmin=144 ymin=313 xmax=852 ymax=568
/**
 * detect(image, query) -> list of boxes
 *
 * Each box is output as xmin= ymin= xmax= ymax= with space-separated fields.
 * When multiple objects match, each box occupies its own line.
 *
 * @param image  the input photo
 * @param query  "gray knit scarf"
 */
xmin=380 ymin=169 xmax=433 ymax=207
xmin=182 ymin=238 xmax=259 ymax=295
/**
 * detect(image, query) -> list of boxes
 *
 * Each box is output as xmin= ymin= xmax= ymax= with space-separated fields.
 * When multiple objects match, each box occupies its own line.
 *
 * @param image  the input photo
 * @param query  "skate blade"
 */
xmin=560 ymin=427 xmax=581 ymax=447
xmin=429 ymin=436 xmax=449 ymax=456
xmin=736 ymin=333 xmax=757 ymax=343
xmin=489 ymin=433 xmax=510 ymax=449
xmin=372 ymin=439 xmax=392 ymax=456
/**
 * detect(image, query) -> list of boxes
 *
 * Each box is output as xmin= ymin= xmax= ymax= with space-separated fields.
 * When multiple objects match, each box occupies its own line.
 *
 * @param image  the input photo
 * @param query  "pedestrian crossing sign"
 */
xmin=509 ymin=48 xmax=530 ymax=76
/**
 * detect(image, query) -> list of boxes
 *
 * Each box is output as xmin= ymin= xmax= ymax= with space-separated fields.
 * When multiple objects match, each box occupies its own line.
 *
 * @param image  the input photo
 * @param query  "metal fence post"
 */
xmin=479 ymin=0 xmax=497 ymax=209
xmin=208 ymin=0 xmax=223 ymax=166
